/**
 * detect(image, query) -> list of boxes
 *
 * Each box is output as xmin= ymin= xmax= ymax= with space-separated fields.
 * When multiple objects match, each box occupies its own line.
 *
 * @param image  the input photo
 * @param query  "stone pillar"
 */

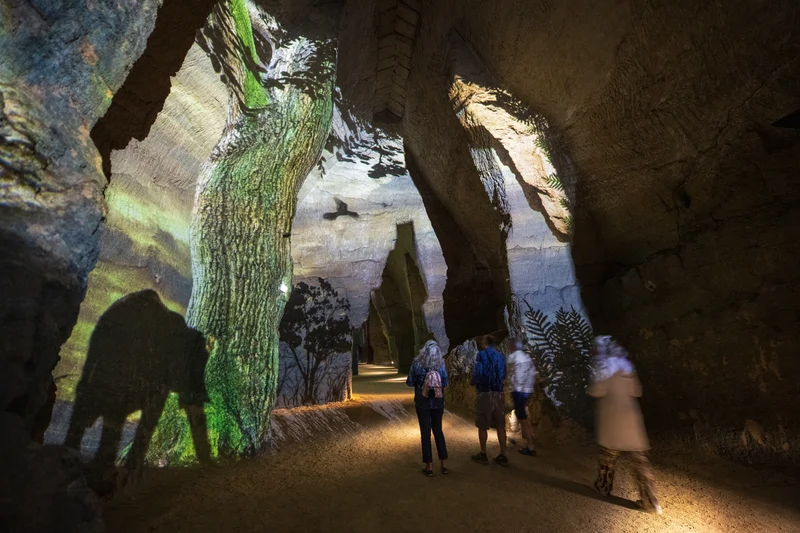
xmin=186 ymin=0 xmax=340 ymax=455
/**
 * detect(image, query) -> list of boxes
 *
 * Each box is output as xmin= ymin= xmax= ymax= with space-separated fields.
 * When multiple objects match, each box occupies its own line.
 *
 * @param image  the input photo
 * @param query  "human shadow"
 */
xmin=505 ymin=465 xmax=641 ymax=511
xmin=64 ymin=289 xmax=210 ymax=493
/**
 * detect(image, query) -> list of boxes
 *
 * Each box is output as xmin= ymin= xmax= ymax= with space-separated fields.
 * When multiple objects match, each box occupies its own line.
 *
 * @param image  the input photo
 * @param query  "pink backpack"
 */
xmin=422 ymin=369 xmax=443 ymax=399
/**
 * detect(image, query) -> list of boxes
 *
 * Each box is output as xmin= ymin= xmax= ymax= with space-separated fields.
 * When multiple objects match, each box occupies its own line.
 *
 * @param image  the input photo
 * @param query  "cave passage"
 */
xmin=368 ymin=222 xmax=432 ymax=374
xmin=102 ymin=375 xmax=800 ymax=533
xmin=2 ymin=0 xmax=799 ymax=530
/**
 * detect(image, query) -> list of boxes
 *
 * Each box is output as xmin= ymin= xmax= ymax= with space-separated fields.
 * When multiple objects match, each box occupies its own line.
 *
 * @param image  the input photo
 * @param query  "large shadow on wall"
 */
xmin=371 ymin=223 xmax=433 ymax=373
xmin=64 ymin=290 xmax=210 ymax=492
xmin=405 ymin=147 xmax=508 ymax=346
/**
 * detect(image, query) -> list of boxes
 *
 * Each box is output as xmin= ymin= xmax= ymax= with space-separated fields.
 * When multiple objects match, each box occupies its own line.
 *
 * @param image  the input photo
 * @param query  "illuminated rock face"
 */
xmin=0 ymin=1 xmax=161 ymax=528
xmin=405 ymin=0 xmax=800 ymax=466
xmin=185 ymin=2 xmax=339 ymax=455
xmin=292 ymin=117 xmax=448 ymax=346
xmin=278 ymin=114 xmax=448 ymax=402
xmin=0 ymin=0 xmax=160 ymax=440
xmin=52 ymin=43 xmax=227 ymax=404
xmin=444 ymin=32 xmax=585 ymax=334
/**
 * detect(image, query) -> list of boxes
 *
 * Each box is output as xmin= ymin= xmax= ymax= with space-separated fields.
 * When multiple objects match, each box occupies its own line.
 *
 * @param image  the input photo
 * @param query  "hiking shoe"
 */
xmin=518 ymin=447 xmax=537 ymax=457
xmin=471 ymin=452 xmax=489 ymax=465
xmin=594 ymin=480 xmax=612 ymax=497
xmin=494 ymin=454 xmax=510 ymax=467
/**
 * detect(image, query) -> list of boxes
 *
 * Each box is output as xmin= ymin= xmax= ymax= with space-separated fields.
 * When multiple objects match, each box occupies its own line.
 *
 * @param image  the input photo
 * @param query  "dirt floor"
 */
xmin=105 ymin=366 xmax=800 ymax=533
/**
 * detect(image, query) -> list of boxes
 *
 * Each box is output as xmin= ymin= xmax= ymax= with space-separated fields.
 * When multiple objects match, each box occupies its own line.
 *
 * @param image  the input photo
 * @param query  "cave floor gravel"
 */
xmin=105 ymin=366 xmax=800 ymax=533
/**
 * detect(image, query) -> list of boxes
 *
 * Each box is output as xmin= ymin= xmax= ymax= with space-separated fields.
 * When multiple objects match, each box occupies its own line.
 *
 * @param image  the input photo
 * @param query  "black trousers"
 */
xmin=416 ymin=406 xmax=448 ymax=464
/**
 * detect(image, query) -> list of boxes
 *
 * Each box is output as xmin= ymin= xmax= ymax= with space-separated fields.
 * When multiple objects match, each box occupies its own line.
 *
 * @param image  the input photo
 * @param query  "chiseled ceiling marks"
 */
xmin=374 ymin=0 xmax=420 ymax=119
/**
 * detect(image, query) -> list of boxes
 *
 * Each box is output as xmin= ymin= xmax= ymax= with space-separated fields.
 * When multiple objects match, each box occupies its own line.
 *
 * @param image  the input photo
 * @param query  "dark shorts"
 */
xmin=512 ymin=391 xmax=531 ymax=420
xmin=475 ymin=391 xmax=505 ymax=430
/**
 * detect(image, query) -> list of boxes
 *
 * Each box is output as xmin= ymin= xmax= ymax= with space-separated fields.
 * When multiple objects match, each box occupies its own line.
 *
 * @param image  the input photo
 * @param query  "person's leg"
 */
xmin=491 ymin=392 xmax=508 ymax=465
xmin=521 ymin=419 xmax=535 ymax=451
xmin=496 ymin=425 xmax=507 ymax=455
xmin=630 ymin=451 xmax=662 ymax=513
xmin=415 ymin=406 xmax=433 ymax=471
xmin=594 ymin=446 xmax=620 ymax=496
xmin=478 ymin=428 xmax=488 ymax=453
xmin=430 ymin=408 xmax=448 ymax=471
xmin=513 ymin=392 xmax=535 ymax=455
xmin=494 ymin=392 xmax=507 ymax=455
xmin=472 ymin=392 xmax=490 ymax=463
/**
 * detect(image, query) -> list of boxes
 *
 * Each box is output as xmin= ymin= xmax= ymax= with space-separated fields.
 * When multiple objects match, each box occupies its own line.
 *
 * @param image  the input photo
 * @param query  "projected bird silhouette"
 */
xmin=322 ymin=198 xmax=359 ymax=220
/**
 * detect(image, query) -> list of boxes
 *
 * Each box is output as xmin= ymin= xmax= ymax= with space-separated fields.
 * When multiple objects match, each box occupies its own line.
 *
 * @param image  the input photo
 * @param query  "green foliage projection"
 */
xmin=54 ymin=176 xmax=192 ymax=401
xmin=524 ymin=306 xmax=593 ymax=427
xmin=546 ymin=172 xmax=564 ymax=191
xmin=185 ymin=0 xmax=337 ymax=456
xmin=230 ymin=0 xmax=268 ymax=108
xmin=533 ymin=134 xmax=553 ymax=165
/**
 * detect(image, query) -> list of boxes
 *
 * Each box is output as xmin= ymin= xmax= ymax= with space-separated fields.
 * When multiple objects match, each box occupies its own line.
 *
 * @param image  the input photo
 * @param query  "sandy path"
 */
xmin=105 ymin=367 xmax=800 ymax=533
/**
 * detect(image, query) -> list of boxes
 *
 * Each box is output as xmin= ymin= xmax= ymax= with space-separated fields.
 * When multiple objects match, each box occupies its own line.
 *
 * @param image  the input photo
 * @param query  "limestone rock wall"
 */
xmin=280 ymin=106 xmax=448 ymax=400
xmin=292 ymin=123 xmax=447 ymax=348
xmin=52 ymin=43 xmax=227 ymax=406
xmin=0 ymin=0 xmax=160 ymax=440
xmin=405 ymin=0 xmax=800 ymax=467
xmin=1 ymin=0 xmax=161 ymax=527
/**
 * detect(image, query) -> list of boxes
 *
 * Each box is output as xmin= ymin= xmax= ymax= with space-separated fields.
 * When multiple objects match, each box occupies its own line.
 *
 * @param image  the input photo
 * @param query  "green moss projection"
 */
xmin=230 ymin=0 xmax=269 ymax=108
xmin=54 ymin=0 xmax=338 ymax=468
xmin=183 ymin=1 xmax=337 ymax=456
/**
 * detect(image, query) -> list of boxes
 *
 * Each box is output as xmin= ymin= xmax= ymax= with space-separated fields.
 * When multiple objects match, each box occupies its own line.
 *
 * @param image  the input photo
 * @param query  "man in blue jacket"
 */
xmin=471 ymin=335 xmax=508 ymax=466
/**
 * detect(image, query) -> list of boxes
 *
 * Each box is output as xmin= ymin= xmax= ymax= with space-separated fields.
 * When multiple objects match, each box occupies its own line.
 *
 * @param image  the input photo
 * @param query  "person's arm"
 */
xmin=471 ymin=352 xmax=484 ymax=387
xmin=406 ymin=362 xmax=416 ymax=387
xmin=630 ymin=375 xmax=643 ymax=397
xmin=499 ymin=352 xmax=507 ymax=383
xmin=588 ymin=378 xmax=609 ymax=398
xmin=440 ymin=366 xmax=449 ymax=388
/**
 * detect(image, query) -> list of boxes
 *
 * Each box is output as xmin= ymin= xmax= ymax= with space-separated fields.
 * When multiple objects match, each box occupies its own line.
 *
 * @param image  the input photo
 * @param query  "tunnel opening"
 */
xmin=361 ymin=222 xmax=431 ymax=376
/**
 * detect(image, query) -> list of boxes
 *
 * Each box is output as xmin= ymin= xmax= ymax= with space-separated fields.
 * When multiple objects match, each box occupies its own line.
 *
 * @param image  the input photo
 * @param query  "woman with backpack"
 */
xmin=406 ymin=340 xmax=449 ymax=477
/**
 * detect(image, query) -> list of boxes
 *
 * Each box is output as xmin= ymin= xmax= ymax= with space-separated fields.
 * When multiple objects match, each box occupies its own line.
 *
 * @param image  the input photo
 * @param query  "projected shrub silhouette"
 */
xmin=524 ymin=306 xmax=593 ymax=427
xmin=278 ymin=279 xmax=352 ymax=406
xmin=65 ymin=290 xmax=210 ymax=487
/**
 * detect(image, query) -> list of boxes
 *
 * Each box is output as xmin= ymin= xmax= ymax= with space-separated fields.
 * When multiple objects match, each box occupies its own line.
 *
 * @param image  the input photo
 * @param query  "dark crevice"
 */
xmin=404 ymin=143 xmax=507 ymax=346
xmin=90 ymin=0 xmax=220 ymax=178
xmin=373 ymin=222 xmax=431 ymax=373
xmin=771 ymin=108 xmax=800 ymax=129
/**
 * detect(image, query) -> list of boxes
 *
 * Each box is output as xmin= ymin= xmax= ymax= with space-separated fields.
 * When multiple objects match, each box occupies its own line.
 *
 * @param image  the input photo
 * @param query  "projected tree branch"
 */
xmin=185 ymin=0 xmax=337 ymax=455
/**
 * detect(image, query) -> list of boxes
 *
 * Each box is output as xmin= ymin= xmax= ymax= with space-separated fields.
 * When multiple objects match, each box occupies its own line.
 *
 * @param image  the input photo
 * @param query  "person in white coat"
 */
xmin=507 ymin=339 xmax=537 ymax=456
xmin=589 ymin=335 xmax=662 ymax=514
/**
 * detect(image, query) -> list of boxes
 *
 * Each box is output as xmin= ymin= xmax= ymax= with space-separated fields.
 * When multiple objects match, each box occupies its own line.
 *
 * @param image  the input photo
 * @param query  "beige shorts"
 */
xmin=475 ymin=391 xmax=505 ymax=430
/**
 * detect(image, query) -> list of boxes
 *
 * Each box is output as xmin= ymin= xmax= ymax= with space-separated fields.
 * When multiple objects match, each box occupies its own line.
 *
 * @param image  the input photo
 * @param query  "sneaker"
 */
xmin=518 ymin=447 xmax=537 ymax=457
xmin=422 ymin=468 xmax=434 ymax=478
xmin=494 ymin=453 xmax=510 ymax=467
xmin=471 ymin=452 xmax=489 ymax=465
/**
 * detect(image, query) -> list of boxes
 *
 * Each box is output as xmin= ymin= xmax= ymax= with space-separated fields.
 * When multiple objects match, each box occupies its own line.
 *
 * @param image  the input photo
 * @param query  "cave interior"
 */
xmin=1 ymin=0 xmax=799 ymax=531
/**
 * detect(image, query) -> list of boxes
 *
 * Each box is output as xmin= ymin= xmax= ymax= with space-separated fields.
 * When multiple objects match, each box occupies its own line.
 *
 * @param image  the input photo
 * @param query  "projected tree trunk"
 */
xmin=186 ymin=0 xmax=337 ymax=455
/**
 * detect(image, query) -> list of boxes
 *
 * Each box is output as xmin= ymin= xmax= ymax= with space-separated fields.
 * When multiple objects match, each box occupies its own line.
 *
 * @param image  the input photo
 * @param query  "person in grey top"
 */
xmin=507 ymin=338 xmax=537 ymax=456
